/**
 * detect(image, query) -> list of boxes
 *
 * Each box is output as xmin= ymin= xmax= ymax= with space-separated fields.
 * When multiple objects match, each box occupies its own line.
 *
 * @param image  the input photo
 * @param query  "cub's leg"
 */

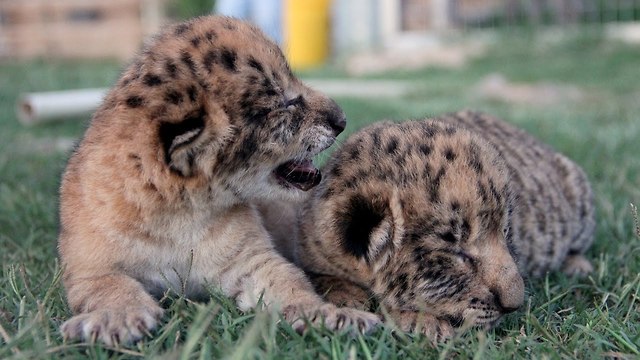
xmin=60 ymin=272 xmax=163 ymax=346
xmin=216 ymin=246 xmax=379 ymax=333
xmin=558 ymin=157 xmax=596 ymax=277
xmin=561 ymin=253 xmax=594 ymax=276
xmin=205 ymin=207 xmax=380 ymax=334
xmin=308 ymin=274 xmax=372 ymax=310
xmin=278 ymin=272 xmax=379 ymax=333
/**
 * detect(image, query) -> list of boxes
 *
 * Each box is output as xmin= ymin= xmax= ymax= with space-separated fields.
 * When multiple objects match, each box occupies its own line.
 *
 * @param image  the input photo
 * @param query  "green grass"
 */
xmin=1 ymin=31 xmax=639 ymax=359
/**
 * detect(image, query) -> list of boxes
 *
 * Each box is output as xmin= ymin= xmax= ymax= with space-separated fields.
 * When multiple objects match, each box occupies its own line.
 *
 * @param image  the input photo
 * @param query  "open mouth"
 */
xmin=273 ymin=159 xmax=322 ymax=191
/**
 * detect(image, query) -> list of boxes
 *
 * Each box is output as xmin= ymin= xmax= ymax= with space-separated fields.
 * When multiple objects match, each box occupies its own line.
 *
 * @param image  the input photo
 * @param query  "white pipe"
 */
xmin=17 ymin=88 xmax=107 ymax=126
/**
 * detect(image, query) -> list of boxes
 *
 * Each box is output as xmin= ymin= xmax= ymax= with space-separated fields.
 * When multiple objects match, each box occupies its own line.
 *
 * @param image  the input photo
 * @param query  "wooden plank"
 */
xmin=48 ymin=19 xmax=143 ymax=60
xmin=0 ymin=0 xmax=47 ymax=25
xmin=0 ymin=0 xmax=163 ymax=59
xmin=47 ymin=0 xmax=141 ymax=20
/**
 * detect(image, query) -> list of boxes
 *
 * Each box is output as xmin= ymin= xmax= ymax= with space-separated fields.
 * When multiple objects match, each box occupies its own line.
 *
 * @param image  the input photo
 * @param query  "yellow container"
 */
xmin=284 ymin=0 xmax=331 ymax=70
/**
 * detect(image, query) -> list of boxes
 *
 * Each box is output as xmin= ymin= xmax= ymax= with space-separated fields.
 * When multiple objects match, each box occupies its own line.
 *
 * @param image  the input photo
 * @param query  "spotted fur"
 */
xmin=58 ymin=16 xmax=379 ymax=346
xmin=292 ymin=111 xmax=595 ymax=342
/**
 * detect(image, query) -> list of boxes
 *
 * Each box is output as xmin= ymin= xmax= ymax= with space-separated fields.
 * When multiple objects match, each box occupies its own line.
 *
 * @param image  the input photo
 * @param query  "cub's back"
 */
xmin=435 ymin=111 xmax=595 ymax=276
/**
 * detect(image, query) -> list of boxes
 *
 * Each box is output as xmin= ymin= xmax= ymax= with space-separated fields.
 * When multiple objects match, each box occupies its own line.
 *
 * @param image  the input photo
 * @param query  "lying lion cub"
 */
xmin=293 ymin=112 xmax=594 ymax=342
xmin=58 ymin=16 xmax=379 ymax=345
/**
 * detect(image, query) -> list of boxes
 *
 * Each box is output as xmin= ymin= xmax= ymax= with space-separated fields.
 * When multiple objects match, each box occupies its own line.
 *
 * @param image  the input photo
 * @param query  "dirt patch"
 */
xmin=346 ymin=37 xmax=487 ymax=76
xmin=606 ymin=23 xmax=640 ymax=45
xmin=473 ymin=73 xmax=585 ymax=106
xmin=305 ymin=79 xmax=416 ymax=98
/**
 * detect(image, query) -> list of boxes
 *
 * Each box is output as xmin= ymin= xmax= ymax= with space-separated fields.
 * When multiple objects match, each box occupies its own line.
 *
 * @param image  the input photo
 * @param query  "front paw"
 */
xmin=309 ymin=274 xmax=371 ymax=310
xmin=283 ymin=303 xmax=381 ymax=334
xmin=61 ymin=305 xmax=163 ymax=346
xmin=387 ymin=311 xmax=455 ymax=344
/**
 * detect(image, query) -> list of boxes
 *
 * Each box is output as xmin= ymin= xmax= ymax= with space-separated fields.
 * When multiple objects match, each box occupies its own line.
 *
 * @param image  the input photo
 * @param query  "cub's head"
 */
xmin=298 ymin=120 xmax=524 ymax=330
xmin=113 ymin=16 xmax=344 ymax=202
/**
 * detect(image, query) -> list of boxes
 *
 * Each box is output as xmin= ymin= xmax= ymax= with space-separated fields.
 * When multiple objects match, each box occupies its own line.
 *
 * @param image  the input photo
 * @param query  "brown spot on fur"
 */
xmin=125 ymin=95 xmax=145 ymax=108
xmin=220 ymin=48 xmax=238 ymax=72
xmin=248 ymin=56 xmax=265 ymax=74
xmin=164 ymin=89 xmax=184 ymax=105
xmin=203 ymin=50 xmax=217 ymax=72
xmin=165 ymin=59 xmax=178 ymax=78
xmin=180 ymin=51 xmax=197 ymax=75
xmin=444 ymin=148 xmax=456 ymax=162
xmin=186 ymin=85 xmax=198 ymax=102
xmin=174 ymin=23 xmax=191 ymax=35
xmin=142 ymin=74 xmax=163 ymax=87
xmin=190 ymin=37 xmax=202 ymax=48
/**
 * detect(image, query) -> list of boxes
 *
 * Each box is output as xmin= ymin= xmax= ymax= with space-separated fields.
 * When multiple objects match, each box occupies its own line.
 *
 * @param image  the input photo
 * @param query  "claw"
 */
xmin=60 ymin=306 xmax=161 ymax=345
xmin=111 ymin=333 xmax=121 ymax=347
xmin=90 ymin=329 xmax=99 ymax=344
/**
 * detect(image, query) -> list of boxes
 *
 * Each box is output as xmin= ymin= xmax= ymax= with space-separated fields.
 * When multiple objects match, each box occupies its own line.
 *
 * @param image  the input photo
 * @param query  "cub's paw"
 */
xmin=562 ymin=254 xmax=594 ymax=277
xmin=61 ymin=305 xmax=163 ymax=346
xmin=283 ymin=303 xmax=381 ymax=334
xmin=310 ymin=274 xmax=372 ymax=310
xmin=387 ymin=311 xmax=455 ymax=345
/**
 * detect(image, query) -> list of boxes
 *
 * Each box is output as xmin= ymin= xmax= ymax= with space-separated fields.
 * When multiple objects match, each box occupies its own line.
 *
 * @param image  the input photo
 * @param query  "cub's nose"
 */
xmin=490 ymin=290 xmax=520 ymax=314
xmin=329 ymin=112 xmax=347 ymax=135
xmin=497 ymin=297 xmax=521 ymax=314
xmin=491 ymin=272 xmax=525 ymax=314
xmin=325 ymin=99 xmax=347 ymax=135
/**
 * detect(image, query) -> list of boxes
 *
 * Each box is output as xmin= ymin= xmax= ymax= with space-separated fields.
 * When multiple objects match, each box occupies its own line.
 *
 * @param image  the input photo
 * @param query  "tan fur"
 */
xmin=58 ymin=16 xmax=379 ymax=346
xmin=290 ymin=112 xmax=595 ymax=342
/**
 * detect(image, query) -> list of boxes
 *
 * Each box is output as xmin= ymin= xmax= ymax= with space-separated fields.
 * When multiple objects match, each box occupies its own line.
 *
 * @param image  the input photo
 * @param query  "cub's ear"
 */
xmin=336 ymin=191 xmax=404 ymax=263
xmin=158 ymin=108 xmax=206 ymax=176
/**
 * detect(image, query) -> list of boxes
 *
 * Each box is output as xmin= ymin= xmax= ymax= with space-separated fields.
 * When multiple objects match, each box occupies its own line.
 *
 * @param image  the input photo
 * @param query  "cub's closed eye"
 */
xmin=284 ymin=95 xmax=303 ymax=109
xmin=440 ymin=231 xmax=458 ymax=243
xmin=457 ymin=251 xmax=476 ymax=266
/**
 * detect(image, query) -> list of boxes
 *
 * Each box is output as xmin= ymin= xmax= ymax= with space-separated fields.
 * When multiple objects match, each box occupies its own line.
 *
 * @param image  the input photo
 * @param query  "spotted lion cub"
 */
xmin=294 ymin=111 xmax=594 ymax=342
xmin=58 ymin=16 xmax=379 ymax=345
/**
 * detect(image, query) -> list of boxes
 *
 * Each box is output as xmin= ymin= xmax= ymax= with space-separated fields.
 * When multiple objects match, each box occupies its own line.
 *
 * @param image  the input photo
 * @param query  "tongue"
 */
xmin=275 ymin=159 xmax=322 ymax=191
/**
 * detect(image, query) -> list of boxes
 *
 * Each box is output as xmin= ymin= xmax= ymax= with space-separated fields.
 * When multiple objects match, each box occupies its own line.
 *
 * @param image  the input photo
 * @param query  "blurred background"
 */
xmin=2 ymin=0 xmax=640 ymax=125
xmin=1 ymin=0 xmax=639 ymax=69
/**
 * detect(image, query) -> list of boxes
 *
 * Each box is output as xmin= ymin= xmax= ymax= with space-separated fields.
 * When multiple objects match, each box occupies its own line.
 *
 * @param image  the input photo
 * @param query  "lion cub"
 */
xmin=293 ymin=112 xmax=595 ymax=342
xmin=58 ymin=16 xmax=379 ymax=345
